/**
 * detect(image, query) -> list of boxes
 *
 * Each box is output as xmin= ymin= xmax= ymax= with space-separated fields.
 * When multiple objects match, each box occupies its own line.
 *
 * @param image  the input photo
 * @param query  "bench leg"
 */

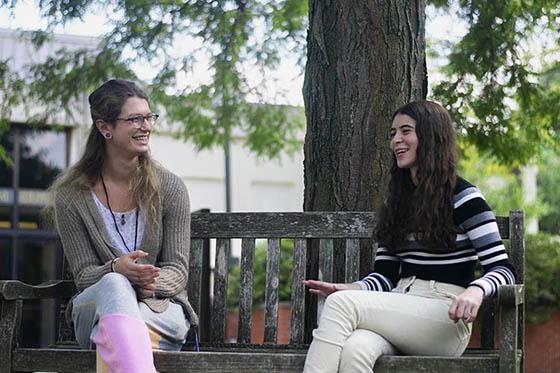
xmin=0 ymin=299 xmax=22 ymax=373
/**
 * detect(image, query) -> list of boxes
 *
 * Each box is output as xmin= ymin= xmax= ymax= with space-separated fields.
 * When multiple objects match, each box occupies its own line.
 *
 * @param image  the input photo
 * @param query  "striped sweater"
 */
xmin=356 ymin=177 xmax=516 ymax=296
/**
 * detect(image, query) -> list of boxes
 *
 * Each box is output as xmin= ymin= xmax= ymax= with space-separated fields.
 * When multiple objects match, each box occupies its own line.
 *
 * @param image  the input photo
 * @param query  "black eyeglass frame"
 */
xmin=115 ymin=113 xmax=159 ymax=128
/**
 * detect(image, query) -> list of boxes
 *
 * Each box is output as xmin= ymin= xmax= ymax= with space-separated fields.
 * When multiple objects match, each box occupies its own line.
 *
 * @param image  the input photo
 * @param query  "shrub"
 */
xmin=227 ymin=239 xmax=294 ymax=310
xmin=524 ymin=232 xmax=560 ymax=323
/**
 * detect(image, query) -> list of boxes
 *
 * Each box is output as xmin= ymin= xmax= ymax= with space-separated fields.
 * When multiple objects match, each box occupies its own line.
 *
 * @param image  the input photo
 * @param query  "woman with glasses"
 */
xmin=49 ymin=79 xmax=196 ymax=372
xmin=303 ymin=101 xmax=516 ymax=372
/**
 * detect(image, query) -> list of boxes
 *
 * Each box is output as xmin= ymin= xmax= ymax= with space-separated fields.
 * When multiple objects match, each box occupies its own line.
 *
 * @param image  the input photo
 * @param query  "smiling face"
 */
xmin=109 ymin=96 xmax=153 ymax=156
xmin=390 ymin=114 xmax=418 ymax=175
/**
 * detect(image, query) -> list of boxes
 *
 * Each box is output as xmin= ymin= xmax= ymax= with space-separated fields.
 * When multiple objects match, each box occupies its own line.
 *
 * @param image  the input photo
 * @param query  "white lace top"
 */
xmin=92 ymin=192 xmax=145 ymax=254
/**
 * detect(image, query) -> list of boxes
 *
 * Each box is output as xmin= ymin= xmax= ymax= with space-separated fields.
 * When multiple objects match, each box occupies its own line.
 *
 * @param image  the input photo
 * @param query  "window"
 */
xmin=0 ymin=124 xmax=68 ymax=347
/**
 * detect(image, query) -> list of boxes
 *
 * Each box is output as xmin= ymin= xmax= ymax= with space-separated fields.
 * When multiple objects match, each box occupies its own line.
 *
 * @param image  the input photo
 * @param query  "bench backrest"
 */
xmin=187 ymin=211 xmax=525 ymax=348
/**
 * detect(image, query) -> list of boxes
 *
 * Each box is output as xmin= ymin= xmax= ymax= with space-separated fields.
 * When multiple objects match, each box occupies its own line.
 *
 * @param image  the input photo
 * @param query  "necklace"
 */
xmin=100 ymin=174 xmax=139 ymax=252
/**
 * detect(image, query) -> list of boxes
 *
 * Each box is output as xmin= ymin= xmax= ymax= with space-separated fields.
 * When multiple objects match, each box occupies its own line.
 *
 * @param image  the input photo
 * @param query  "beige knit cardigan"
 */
xmin=54 ymin=167 xmax=198 ymax=326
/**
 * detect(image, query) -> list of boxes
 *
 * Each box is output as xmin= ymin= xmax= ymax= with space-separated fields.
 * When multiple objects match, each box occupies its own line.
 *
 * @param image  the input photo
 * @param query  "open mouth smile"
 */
xmin=395 ymin=148 xmax=408 ymax=157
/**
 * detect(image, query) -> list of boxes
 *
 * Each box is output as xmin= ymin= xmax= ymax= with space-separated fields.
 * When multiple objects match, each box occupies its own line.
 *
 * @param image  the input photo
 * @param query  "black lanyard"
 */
xmin=100 ymin=174 xmax=138 ymax=252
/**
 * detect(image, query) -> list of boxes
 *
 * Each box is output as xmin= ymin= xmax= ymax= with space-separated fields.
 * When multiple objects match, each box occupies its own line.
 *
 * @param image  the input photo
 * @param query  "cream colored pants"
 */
xmin=303 ymin=276 xmax=472 ymax=373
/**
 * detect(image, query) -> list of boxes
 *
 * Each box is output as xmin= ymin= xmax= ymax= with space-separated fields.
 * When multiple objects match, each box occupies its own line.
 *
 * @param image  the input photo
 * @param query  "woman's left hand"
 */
xmin=136 ymin=281 xmax=156 ymax=299
xmin=448 ymin=286 xmax=484 ymax=323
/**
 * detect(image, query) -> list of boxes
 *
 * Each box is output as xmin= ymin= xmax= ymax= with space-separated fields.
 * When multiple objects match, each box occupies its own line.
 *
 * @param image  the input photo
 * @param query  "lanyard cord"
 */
xmin=100 ymin=174 xmax=138 ymax=252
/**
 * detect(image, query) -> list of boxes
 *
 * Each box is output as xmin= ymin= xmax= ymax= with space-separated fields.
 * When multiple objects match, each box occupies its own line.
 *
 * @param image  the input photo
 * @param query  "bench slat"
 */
xmin=345 ymin=239 xmax=360 ymax=283
xmin=290 ymin=239 xmax=307 ymax=344
xmin=188 ymin=239 xmax=204 ymax=317
xmin=264 ymin=239 xmax=281 ymax=343
xmin=375 ymin=355 xmax=499 ymax=372
xmin=190 ymin=213 xmax=510 ymax=239
xmin=11 ymin=348 xmax=500 ymax=373
xmin=319 ymin=239 xmax=333 ymax=283
xmin=191 ymin=212 xmax=375 ymax=238
xmin=238 ymin=238 xmax=255 ymax=344
xmin=0 ymin=280 xmax=76 ymax=300
xmin=211 ymin=239 xmax=230 ymax=342
xmin=508 ymin=210 xmax=525 ymax=368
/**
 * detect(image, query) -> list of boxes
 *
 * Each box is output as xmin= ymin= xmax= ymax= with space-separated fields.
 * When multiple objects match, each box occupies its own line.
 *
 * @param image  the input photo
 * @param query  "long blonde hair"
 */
xmin=48 ymin=79 xmax=160 ymax=225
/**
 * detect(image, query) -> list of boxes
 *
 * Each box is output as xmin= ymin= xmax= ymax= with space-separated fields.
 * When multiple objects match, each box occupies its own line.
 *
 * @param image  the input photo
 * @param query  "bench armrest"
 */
xmin=0 ymin=280 xmax=77 ymax=300
xmin=497 ymin=284 xmax=524 ymax=307
xmin=496 ymin=284 xmax=523 ymax=373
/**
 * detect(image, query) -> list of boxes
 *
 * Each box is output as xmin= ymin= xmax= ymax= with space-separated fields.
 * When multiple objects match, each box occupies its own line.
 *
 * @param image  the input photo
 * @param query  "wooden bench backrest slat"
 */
xmin=319 ymin=239 xmax=334 ymax=283
xmin=508 ymin=211 xmax=524 ymax=283
xmin=237 ymin=238 xmax=255 ymax=344
xmin=191 ymin=212 xmax=511 ymax=239
xmin=264 ymin=239 xmax=281 ymax=343
xmin=187 ymin=239 xmax=204 ymax=319
xmin=290 ymin=239 xmax=307 ymax=345
xmin=210 ymin=239 xmax=230 ymax=342
xmin=345 ymin=239 xmax=360 ymax=283
xmin=509 ymin=210 xmax=525 ymax=364
xmin=190 ymin=212 xmax=376 ymax=238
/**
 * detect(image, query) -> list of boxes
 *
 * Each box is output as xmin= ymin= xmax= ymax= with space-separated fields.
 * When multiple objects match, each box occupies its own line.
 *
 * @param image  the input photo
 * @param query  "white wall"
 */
xmin=150 ymin=133 xmax=304 ymax=213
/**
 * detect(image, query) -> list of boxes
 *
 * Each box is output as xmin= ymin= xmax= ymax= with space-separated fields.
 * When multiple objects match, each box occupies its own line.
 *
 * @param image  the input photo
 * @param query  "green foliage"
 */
xmin=524 ymin=232 xmax=560 ymax=323
xmin=227 ymin=239 xmax=294 ymax=310
xmin=431 ymin=0 xmax=560 ymax=165
xmin=0 ymin=0 xmax=308 ymax=158
xmin=537 ymin=150 xmax=560 ymax=234
xmin=458 ymin=145 xmax=547 ymax=221
xmin=2 ymin=0 xmax=560 ymax=164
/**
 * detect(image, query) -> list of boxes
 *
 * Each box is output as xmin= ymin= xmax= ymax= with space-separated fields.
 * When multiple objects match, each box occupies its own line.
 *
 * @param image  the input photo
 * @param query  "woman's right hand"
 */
xmin=113 ymin=250 xmax=160 ymax=288
xmin=304 ymin=279 xmax=361 ymax=298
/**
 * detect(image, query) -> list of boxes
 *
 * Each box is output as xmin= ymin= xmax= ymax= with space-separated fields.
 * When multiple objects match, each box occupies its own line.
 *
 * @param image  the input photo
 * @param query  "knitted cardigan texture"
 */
xmin=54 ymin=167 xmax=198 ymax=326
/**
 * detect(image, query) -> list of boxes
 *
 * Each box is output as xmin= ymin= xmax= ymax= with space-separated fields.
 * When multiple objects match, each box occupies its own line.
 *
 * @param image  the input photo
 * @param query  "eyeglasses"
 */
xmin=115 ymin=113 xmax=159 ymax=128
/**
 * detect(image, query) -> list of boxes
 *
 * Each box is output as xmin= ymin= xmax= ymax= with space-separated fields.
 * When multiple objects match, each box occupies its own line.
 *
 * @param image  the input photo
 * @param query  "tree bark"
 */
xmin=302 ymin=0 xmax=427 ymax=341
xmin=303 ymin=0 xmax=427 ymax=213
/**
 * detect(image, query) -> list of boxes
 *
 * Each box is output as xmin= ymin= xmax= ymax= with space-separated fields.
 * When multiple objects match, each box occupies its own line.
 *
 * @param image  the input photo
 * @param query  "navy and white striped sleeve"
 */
xmin=455 ymin=186 xmax=516 ymax=296
xmin=354 ymin=247 xmax=400 ymax=291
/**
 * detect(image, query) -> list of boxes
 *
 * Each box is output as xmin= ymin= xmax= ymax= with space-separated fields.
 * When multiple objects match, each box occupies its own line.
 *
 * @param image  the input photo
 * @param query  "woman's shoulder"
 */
xmin=53 ymin=182 xmax=85 ymax=207
xmin=453 ymin=176 xmax=480 ymax=196
xmin=156 ymin=166 xmax=188 ymax=195
xmin=453 ymin=176 xmax=492 ymax=212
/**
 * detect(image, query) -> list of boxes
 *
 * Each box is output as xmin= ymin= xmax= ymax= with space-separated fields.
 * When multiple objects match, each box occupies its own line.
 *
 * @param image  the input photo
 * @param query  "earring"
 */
xmin=104 ymin=132 xmax=113 ymax=139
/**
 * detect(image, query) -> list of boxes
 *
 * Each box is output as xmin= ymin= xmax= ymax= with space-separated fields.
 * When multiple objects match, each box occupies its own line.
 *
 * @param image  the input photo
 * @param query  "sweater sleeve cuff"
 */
xmin=469 ymin=280 xmax=492 ymax=297
xmin=353 ymin=281 xmax=369 ymax=291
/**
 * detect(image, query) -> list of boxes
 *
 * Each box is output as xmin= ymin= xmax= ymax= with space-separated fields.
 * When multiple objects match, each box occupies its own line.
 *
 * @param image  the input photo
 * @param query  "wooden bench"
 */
xmin=0 ymin=211 xmax=525 ymax=372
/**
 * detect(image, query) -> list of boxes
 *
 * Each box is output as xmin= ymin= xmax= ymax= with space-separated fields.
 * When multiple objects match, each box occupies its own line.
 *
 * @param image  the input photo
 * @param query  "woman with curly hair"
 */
xmin=303 ymin=100 xmax=516 ymax=372
xmin=49 ymin=79 xmax=197 ymax=372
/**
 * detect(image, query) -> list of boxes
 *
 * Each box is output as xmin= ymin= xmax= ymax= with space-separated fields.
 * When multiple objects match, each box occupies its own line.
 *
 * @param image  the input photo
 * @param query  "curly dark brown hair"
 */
xmin=376 ymin=100 xmax=458 ymax=252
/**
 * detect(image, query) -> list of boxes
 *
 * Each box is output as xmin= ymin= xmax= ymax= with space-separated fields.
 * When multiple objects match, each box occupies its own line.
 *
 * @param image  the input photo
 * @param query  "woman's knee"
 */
xmin=98 ymin=272 xmax=135 ymax=294
xmin=324 ymin=290 xmax=353 ymax=310
xmin=323 ymin=290 xmax=365 ymax=320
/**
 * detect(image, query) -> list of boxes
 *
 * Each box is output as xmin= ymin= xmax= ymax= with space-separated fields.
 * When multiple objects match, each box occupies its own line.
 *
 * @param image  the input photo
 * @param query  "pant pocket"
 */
xmin=393 ymin=276 xmax=416 ymax=294
xmin=432 ymin=284 xmax=459 ymax=301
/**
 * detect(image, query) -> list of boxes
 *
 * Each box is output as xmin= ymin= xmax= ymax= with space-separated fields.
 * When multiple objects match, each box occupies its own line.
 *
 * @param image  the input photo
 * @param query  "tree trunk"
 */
xmin=302 ymin=0 xmax=427 ymax=341
xmin=303 ymin=0 xmax=427 ymax=213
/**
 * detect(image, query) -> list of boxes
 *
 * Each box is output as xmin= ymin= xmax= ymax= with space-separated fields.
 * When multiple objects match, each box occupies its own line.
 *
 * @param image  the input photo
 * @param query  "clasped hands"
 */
xmin=304 ymin=279 xmax=484 ymax=323
xmin=113 ymin=250 xmax=160 ymax=299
